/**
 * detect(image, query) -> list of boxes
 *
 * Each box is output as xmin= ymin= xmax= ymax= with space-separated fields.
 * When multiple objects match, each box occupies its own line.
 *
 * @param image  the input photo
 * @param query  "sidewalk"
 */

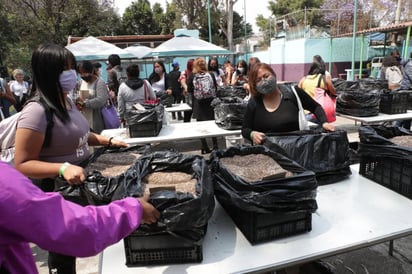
xmin=35 ymin=116 xmax=412 ymax=274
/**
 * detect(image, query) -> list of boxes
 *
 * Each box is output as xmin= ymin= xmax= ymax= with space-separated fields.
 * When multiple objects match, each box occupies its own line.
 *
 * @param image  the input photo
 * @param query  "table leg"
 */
xmin=389 ymin=239 xmax=394 ymax=256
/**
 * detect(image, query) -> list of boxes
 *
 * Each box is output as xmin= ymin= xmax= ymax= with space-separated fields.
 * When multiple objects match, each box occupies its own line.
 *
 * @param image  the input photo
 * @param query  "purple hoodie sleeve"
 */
xmin=0 ymin=161 xmax=142 ymax=257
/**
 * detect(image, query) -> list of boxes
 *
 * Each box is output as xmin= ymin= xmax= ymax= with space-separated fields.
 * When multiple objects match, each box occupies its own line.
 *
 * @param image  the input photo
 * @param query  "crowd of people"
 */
xmin=1 ymin=39 xmax=412 ymax=273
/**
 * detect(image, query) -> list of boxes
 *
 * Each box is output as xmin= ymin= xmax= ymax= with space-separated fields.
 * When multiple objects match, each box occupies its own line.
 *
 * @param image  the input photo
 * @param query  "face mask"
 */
xmin=154 ymin=68 xmax=162 ymax=74
xmin=81 ymin=75 xmax=93 ymax=82
xmin=238 ymin=68 xmax=245 ymax=74
xmin=256 ymin=76 xmax=277 ymax=95
xmin=59 ymin=69 xmax=77 ymax=93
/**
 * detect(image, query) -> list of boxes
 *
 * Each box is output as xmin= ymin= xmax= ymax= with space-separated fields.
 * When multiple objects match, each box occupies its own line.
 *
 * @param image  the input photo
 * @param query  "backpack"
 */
xmin=193 ymin=72 xmax=216 ymax=100
xmin=0 ymin=97 xmax=54 ymax=164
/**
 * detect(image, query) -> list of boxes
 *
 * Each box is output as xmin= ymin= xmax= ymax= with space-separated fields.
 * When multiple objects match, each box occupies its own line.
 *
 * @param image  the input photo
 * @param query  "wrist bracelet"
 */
xmin=59 ymin=162 xmax=70 ymax=177
xmin=107 ymin=137 xmax=114 ymax=148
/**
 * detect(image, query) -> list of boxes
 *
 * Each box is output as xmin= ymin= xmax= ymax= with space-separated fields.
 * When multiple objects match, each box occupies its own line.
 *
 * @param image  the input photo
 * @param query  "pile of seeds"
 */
xmin=390 ymin=135 xmax=412 ymax=147
xmin=85 ymin=151 xmax=141 ymax=177
xmin=143 ymin=171 xmax=197 ymax=195
xmin=220 ymin=153 xmax=294 ymax=182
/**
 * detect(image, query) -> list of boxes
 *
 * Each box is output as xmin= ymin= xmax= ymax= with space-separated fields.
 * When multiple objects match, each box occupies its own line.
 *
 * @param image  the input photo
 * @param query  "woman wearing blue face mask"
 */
xmin=242 ymin=63 xmax=335 ymax=145
xmin=14 ymin=43 xmax=129 ymax=273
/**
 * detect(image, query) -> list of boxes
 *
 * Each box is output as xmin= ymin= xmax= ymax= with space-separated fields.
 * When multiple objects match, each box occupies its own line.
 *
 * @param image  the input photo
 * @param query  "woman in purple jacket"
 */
xmin=0 ymin=161 xmax=160 ymax=274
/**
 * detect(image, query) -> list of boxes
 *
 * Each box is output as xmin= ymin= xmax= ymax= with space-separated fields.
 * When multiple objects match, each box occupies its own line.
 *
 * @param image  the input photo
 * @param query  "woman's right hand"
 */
xmin=62 ymin=164 xmax=86 ymax=185
xmin=138 ymin=195 xmax=160 ymax=224
xmin=251 ymin=131 xmax=265 ymax=145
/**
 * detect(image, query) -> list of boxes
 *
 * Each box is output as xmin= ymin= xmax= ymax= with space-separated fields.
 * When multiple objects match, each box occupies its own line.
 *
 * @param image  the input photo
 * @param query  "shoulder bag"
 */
xmin=101 ymin=87 xmax=121 ymax=129
xmin=314 ymin=75 xmax=336 ymax=122
xmin=291 ymin=86 xmax=310 ymax=130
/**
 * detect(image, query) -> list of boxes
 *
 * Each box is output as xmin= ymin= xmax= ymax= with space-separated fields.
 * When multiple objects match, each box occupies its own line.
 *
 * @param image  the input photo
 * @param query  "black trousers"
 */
xmin=48 ymin=252 xmax=76 ymax=274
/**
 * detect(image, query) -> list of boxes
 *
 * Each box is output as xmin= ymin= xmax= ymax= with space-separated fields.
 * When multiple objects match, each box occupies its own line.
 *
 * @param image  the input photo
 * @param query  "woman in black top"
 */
xmin=242 ymin=63 xmax=335 ymax=145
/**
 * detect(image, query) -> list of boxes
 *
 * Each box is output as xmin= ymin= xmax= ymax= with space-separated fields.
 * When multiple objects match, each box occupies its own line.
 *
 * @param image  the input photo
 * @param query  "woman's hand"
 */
xmin=251 ymin=131 xmax=265 ymax=145
xmin=108 ymin=138 xmax=128 ymax=148
xmin=322 ymin=122 xmax=335 ymax=132
xmin=62 ymin=164 xmax=86 ymax=185
xmin=137 ymin=195 xmax=160 ymax=224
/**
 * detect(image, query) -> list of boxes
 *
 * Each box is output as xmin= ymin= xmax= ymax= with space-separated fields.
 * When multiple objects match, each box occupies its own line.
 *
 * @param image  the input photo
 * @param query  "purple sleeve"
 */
xmin=0 ymin=162 xmax=142 ymax=257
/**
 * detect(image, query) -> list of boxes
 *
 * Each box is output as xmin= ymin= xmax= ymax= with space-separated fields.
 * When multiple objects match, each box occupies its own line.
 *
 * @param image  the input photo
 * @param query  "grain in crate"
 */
xmin=143 ymin=171 xmax=197 ymax=195
xmin=85 ymin=150 xmax=142 ymax=177
xmin=220 ymin=154 xmax=294 ymax=182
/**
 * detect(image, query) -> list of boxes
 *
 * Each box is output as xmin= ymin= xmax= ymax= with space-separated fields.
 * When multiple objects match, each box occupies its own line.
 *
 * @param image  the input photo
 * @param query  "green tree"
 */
xmin=122 ymin=0 xmax=160 ymax=35
xmin=1 ymin=0 xmax=122 ymax=73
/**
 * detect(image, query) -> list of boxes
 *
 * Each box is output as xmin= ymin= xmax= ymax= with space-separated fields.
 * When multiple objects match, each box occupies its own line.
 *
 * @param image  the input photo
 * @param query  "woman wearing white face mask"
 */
xmin=148 ymin=61 xmax=173 ymax=106
xmin=231 ymin=59 xmax=248 ymax=86
xmin=242 ymin=63 xmax=335 ymax=145
xmin=14 ymin=43 xmax=129 ymax=274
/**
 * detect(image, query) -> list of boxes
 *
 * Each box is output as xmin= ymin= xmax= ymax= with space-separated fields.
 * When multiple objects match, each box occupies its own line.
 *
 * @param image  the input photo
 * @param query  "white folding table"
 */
xmin=165 ymin=103 xmax=192 ymax=113
xmin=337 ymin=111 xmax=412 ymax=125
xmin=99 ymin=165 xmax=412 ymax=273
xmin=101 ymin=120 xmax=242 ymax=146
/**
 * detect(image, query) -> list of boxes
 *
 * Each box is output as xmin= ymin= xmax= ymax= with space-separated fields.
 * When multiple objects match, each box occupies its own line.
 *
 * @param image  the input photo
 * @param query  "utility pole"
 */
xmin=208 ymin=0 xmax=212 ymax=43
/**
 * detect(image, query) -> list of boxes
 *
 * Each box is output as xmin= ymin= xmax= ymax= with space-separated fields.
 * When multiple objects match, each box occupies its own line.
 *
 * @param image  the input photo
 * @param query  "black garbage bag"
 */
xmin=159 ymin=93 xmax=173 ymax=107
xmin=358 ymin=125 xmax=412 ymax=160
xmin=125 ymin=103 xmax=164 ymax=124
xmin=263 ymin=129 xmax=352 ymax=185
xmin=216 ymin=85 xmax=247 ymax=98
xmin=125 ymin=104 xmax=164 ymax=137
xmin=55 ymin=145 xmax=150 ymax=206
xmin=112 ymin=150 xmax=215 ymax=242
xmin=336 ymin=89 xmax=381 ymax=116
xmin=212 ymin=96 xmax=247 ymax=130
xmin=210 ymin=145 xmax=318 ymax=214
xmin=335 ymin=79 xmax=389 ymax=116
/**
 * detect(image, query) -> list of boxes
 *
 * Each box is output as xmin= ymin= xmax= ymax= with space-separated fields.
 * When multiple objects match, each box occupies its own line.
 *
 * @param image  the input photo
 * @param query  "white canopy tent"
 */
xmin=124 ymin=45 xmax=153 ymax=59
xmin=66 ymin=36 xmax=135 ymax=61
xmin=144 ymin=34 xmax=232 ymax=58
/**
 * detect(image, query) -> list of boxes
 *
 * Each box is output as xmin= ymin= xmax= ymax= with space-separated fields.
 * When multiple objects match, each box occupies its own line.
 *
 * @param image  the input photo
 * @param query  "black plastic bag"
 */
xmin=212 ymin=96 xmax=247 ymax=130
xmin=55 ymin=145 xmax=150 ymax=206
xmin=216 ymin=85 xmax=247 ymax=98
xmin=335 ymin=79 xmax=389 ymax=117
xmin=112 ymin=150 xmax=215 ymax=242
xmin=263 ymin=129 xmax=352 ymax=185
xmin=210 ymin=145 xmax=318 ymax=214
xmin=125 ymin=104 xmax=164 ymax=124
xmin=336 ymin=89 xmax=381 ymax=116
xmin=159 ymin=93 xmax=173 ymax=107
xmin=358 ymin=125 xmax=412 ymax=161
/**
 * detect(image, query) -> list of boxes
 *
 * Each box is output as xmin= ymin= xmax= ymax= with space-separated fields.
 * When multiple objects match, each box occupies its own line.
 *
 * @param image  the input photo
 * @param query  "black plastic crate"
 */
xmin=220 ymin=201 xmax=312 ymax=245
xmin=379 ymin=91 xmax=410 ymax=114
xmin=359 ymin=156 xmax=412 ymax=199
xmin=124 ymin=232 xmax=202 ymax=266
xmin=129 ymin=121 xmax=162 ymax=137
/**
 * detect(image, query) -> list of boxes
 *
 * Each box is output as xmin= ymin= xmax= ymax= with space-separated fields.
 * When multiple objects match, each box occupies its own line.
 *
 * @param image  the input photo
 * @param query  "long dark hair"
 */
xmin=307 ymin=55 xmax=326 ymax=75
xmin=148 ymin=61 xmax=166 ymax=84
xmin=31 ymin=43 xmax=75 ymax=122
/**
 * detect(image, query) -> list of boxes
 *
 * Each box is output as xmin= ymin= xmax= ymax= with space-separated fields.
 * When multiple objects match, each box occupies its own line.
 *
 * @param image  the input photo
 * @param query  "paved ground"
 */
xmin=35 ymin=116 xmax=412 ymax=274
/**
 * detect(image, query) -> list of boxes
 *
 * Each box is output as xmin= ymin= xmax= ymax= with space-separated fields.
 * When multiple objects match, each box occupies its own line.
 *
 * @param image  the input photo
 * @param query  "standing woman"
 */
xmin=242 ymin=63 xmax=335 ymax=145
xmin=208 ymin=57 xmax=225 ymax=87
xmin=231 ymin=59 xmax=248 ymax=86
xmin=14 ymin=43 xmax=128 ymax=274
xmin=148 ymin=61 xmax=173 ymax=106
xmin=76 ymin=60 xmax=109 ymax=133
xmin=179 ymin=59 xmax=195 ymax=122
xmin=8 ymin=68 xmax=30 ymax=111
xmin=188 ymin=57 xmax=218 ymax=154
xmin=117 ymin=64 xmax=156 ymax=124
